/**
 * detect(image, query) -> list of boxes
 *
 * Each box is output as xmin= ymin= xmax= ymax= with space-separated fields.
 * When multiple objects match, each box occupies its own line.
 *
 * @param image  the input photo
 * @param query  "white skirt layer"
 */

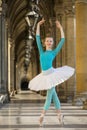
xmin=28 ymin=66 xmax=75 ymax=91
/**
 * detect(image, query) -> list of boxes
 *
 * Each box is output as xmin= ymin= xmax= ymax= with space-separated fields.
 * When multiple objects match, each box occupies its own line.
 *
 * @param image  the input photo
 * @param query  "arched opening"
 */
xmin=20 ymin=78 xmax=29 ymax=91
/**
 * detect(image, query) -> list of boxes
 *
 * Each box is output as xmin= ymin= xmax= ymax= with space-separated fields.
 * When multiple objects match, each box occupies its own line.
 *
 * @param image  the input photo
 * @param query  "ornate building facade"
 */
xmin=0 ymin=0 xmax=87 ymax=103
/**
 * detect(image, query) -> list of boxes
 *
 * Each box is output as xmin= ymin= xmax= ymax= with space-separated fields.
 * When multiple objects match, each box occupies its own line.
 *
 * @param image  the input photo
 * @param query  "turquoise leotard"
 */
xmin=36 ymin=35 xmax=65 ymax=71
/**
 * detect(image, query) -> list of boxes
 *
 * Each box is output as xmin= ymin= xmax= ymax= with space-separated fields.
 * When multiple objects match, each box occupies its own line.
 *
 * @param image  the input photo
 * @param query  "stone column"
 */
xmin=54 ymin=2 xmax=67 ymax=102
xmin=0 ymin=1 xmax=10 ymax=101
xmin=14 ymin=53 xmax=17 ymax=93
xmin=8 ymin=37 xmax=11 ymax=92
xmin=63 ymin=1 xmax=76 ymax=100
xmin=16 ymin=62 xmax=21 ymax=92
xmin=0 ymin=2 xmax=1 ymax=93
xmin=10 ymin=43 xmax=15 ymax=95
xmin=1 ymin=8 xmax=6 ymax=94
xmin=54 ymin=0 xmax=76 ymax=102
xmin=75 ymin=0 xmax=87 ymax=94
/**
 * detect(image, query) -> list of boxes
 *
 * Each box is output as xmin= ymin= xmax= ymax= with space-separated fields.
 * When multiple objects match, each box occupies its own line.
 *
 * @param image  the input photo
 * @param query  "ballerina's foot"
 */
xmin=39 ymin=114 xmax=44 ymax=127
xmin=57 ymin=113 xmax=64 ymax=126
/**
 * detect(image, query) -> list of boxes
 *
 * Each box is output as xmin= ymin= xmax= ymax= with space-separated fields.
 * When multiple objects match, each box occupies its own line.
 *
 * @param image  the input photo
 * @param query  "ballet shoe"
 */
xmin=39 ymin=114 xmax=44 ymax=127
xmin=57 ymin=113 xmax=64 ymax=126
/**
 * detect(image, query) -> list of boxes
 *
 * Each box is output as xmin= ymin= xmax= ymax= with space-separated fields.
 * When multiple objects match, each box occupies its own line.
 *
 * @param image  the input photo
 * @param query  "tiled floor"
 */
xmin=0 ymin=91 xmax=87 ymax=130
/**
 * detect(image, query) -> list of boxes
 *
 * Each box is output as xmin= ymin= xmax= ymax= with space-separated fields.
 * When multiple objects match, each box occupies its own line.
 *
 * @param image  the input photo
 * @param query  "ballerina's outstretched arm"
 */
xmin=53 ymin=20 xmax=65 ymax=56
xmin=36 ymin=18 xmax=45 ymax=54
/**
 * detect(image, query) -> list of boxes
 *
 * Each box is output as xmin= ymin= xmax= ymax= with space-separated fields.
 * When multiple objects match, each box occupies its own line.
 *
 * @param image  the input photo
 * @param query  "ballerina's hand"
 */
xmin=55 ymin=20 xmax=62 ymax=29
xmin=38 ymin=18 xmax=45 ymax=26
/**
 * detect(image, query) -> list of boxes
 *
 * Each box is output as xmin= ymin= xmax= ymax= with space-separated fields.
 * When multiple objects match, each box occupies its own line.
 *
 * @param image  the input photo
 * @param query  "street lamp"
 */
xmin=24 ymin=0 xmax=42 ymax=72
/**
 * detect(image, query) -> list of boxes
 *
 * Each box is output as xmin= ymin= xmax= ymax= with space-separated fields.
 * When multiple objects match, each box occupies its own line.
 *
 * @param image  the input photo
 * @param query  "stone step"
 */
xmin=10 ymin=98 xmax=45 ymax=103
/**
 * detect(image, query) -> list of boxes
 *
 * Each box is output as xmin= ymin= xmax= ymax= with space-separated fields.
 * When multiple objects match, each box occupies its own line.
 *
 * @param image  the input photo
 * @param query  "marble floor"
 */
xmin=0 ymin=91 xmax=87 ymax=130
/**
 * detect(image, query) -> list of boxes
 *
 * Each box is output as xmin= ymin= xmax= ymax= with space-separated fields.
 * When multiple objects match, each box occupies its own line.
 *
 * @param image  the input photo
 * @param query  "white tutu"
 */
xmin=28 ymin=66 xmax=75 ymax=91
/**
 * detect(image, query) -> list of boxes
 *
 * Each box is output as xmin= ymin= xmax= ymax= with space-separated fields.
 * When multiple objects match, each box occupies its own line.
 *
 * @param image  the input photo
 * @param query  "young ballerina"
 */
xmin=29 ymin=18 xmax=75 ymax=126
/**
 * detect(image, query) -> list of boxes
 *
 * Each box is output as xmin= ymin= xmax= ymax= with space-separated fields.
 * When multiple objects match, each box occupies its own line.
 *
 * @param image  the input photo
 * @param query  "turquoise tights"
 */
xmin=44 ymin=87 xmax=61 ymax=110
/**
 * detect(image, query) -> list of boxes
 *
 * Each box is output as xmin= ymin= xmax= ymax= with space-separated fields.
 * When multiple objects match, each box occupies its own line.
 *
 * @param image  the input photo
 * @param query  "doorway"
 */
xmin=21 ymin=78 xmax=29 ymax=90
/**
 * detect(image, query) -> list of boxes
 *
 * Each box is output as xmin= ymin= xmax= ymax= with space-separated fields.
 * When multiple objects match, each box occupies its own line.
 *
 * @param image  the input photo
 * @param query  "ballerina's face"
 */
xmin=45 ymin=37 xmax=54 ymax=50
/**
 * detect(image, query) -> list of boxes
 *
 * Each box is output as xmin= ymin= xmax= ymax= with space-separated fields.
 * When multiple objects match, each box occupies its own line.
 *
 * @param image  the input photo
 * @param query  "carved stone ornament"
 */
xmin=76 ymin=0 xmax=87 ymax=4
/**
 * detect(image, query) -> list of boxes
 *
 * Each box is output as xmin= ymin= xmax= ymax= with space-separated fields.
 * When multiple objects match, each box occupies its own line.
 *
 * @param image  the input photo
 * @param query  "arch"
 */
xmin=20 ymin=77 xmax=29 ymax=91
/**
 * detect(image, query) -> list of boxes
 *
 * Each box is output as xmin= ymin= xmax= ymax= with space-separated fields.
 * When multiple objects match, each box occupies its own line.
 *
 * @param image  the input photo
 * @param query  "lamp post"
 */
xmin=24 ymin=0 xmax=42 ymax=72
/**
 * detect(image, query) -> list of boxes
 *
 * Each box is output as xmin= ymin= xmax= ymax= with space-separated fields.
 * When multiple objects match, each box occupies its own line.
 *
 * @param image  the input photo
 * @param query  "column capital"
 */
xmin=1 ymin=0 xmax=7 ymax=17
xmin=0 ymin=1 xmax=2 ymax=15
xmin=64 ymin=6 xmax=75 ymax=17
xmin=63 ymin=0 xmax=75 ymax=17
xmin=0 ymin=0 xmax=2 ymax=6
xmin=76 ymin=0 xmax=87 ymax=4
